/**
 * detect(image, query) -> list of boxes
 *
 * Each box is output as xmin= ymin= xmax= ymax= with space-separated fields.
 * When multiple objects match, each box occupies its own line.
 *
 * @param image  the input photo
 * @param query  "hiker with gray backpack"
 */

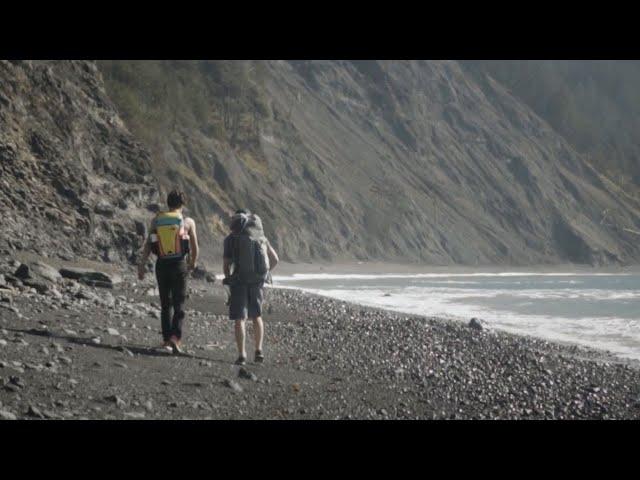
xmin=223 ymin=209 xmax=279 ymax=365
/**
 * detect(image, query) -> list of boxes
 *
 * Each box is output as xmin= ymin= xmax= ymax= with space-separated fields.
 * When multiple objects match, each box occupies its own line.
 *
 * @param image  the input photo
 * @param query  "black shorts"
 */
xmin=229 ymin=283 xmax=264 ymax=320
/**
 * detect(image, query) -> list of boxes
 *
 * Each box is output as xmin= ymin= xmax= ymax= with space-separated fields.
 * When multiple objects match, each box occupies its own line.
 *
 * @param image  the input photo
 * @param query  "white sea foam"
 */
xmin=275 ymin=272 xmax=640 ymax=361
xmin=273 ymin=272 xmax=633 ymax=281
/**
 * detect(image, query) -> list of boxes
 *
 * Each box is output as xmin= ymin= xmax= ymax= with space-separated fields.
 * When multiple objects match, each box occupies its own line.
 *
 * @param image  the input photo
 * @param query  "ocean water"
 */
xmin=273 ymin=272 xmax=640 ymax=361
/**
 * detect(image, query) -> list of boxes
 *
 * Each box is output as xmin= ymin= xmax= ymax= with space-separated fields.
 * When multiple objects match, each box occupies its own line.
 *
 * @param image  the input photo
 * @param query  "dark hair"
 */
xmin=167 ymin=189 xmax=186 ymax=209
xmin=229 ymin=217 xmax=243 ymax=234
xmin=234 ymin=208 xmax=250 ymax=214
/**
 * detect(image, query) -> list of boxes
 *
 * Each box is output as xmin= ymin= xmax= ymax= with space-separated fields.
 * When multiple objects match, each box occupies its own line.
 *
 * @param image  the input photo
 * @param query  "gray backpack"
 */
xmin=231 ymin=215 xmax=270 ymax=285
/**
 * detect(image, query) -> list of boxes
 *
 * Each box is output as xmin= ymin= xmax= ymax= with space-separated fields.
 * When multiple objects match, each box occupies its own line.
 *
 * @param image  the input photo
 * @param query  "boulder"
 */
xmin=14 ymin=261 xmax=61 ymax=284
xmin=59 ymin=267 xmax=122 ymax=288
xmin=468 ymin=318 xmax=486 ymax=331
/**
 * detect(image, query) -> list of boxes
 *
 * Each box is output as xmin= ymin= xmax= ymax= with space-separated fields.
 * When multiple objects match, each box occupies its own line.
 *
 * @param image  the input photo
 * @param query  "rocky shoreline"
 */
xmin=1 ymin=257 xmax=640 ymax=420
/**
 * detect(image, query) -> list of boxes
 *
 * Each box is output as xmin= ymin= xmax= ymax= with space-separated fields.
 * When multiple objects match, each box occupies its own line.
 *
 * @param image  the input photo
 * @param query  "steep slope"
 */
xmin=99 ymin=60 xmax=640 ymax=266
xmin=462 ymin=60 xmax=640 ymax=195
xmin=0 ymin=60 xmax=159 ymax=265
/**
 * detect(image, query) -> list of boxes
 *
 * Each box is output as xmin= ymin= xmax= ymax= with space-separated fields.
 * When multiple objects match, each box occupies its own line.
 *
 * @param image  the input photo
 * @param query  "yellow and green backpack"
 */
xmin=150 ymin=211 xmax=190 ymax=260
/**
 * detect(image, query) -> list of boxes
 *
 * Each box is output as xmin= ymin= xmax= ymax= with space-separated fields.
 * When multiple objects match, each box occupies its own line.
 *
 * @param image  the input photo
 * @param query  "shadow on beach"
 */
xmin=7 ymin=326 xmax=228 ymax=365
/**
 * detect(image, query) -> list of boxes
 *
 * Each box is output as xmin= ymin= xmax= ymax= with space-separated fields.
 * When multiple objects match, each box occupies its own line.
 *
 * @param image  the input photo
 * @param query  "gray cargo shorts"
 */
xmin=229 ymin=283 xmax=264 ymax=320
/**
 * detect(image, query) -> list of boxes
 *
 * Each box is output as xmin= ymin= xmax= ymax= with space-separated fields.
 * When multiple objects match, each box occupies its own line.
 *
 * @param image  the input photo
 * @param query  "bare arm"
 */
xmin=267 ymin=243 xmax=279 ymax=271
xmin=187 ymin=218 xmax=199 ymax=269
xmin=223 ymin=257 xmax=232 ymax=278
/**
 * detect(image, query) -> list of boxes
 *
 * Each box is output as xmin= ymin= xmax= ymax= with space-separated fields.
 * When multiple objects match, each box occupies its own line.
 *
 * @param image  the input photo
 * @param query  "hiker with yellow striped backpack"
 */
xmin=138 ymin=189 xmax=199 ymax=354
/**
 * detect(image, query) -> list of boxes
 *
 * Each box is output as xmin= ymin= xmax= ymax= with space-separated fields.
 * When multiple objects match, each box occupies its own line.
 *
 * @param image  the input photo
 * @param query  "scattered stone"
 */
xmin=49 ymin=287 xmax=64 ymax=300
xmin=22 ymin=279 xmax=50 ymax=294
xmin=9 ymin=376 xmax=25 ymax=389
xmin=469 ymin=318 xmax=486 ymax=331
xmin=123 ymin=412 xmax=146 ymax=419
xmin=238 ymin=367 xmax=258 ymax=381
xmin=0 ymin=410 xmax=17 ymax=420
xmin=27 ymin=405 xmax=45 ymax=419
xmin=0 ymin=304 xmax=18 ymax=314
xmin=94 ymin=200 xmax=115 ymax=217
xmin=75 ymin=290 xmax=100 ymax=301
xmin=192 ymin=401 xmax=211 ymax=410
xmin=106 ymin=328 xmax=120 ymax=336
xmin=14 ymin=261 xmax=61 ymax=284
xmin=24 ymin=363 xmax=43 ymax=371
xmin=59 ymin=267 xmax=121 ymax=288
xmin=104 ymin=395 xmax=126 ymax=408
xmin=223 ymin=379 xmax=243 ymax=393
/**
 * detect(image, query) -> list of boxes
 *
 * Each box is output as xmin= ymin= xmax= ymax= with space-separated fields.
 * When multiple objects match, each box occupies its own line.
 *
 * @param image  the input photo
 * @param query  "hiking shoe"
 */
xmin=158 ymin=341 xmax=173 ymax=353
xmin=169 ymin=337 xmax=183 ymax=355
xmin=235 ymin=356 xmax=246 ymax=366
xmin=254 ymin=350 xmax=264 ymax=364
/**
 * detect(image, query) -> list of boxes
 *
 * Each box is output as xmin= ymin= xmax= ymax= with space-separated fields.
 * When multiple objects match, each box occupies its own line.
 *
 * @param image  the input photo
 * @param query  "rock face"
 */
xmin=98 ymin=60 xmax=640 ymax=266
xmin=2 ymin=60 xmax=640 ymax=266
xmin=0 ymin=60 xmax=158 ymax=266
